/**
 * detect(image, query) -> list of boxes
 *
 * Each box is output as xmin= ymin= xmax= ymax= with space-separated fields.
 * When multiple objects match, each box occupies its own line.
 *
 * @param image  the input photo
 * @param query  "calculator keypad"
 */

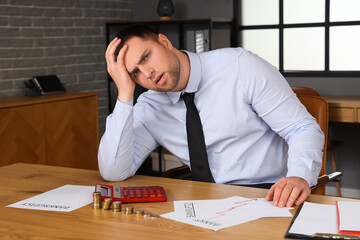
xmin=96 ymin=184 xmax=167 ymax=203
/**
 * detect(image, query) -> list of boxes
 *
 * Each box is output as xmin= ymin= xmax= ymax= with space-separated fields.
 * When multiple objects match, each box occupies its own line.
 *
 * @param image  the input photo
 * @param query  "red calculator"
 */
xmin=95 ymin=184 xmax=167 ymax=203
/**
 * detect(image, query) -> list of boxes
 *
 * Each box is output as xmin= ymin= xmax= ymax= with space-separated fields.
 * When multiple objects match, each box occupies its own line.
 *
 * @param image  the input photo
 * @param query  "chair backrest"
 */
xmin=291 ymin=86 xmax=329 ymax=195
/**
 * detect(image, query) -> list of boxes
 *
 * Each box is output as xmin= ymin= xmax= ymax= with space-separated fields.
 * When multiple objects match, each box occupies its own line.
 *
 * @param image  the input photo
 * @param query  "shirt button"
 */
xmin=115 ymin=136 xmax=119 ymax=140
xmin=124 ymin=109 xmax=129 ymax=113
xmin=212 ymin=169 xmax=217 ymax=174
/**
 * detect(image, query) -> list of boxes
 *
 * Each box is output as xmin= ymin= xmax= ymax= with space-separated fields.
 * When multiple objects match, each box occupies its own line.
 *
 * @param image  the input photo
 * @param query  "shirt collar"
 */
xmin=167 ymin=50 xmax=202 ymax=104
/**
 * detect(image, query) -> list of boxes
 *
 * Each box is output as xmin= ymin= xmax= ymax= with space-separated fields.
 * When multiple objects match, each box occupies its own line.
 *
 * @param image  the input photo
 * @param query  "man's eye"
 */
xmin=133 ymin=69 xmax=139 ymax=77
xmin=144 ymin=53 xmax=149 ymax=61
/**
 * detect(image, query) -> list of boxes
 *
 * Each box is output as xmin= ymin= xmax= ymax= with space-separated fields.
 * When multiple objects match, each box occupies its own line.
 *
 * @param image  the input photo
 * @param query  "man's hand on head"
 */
xmin=265 ymin=176 xmax=310 ymax=208
xmin=105 ymin=37 xmax=135 ymax=103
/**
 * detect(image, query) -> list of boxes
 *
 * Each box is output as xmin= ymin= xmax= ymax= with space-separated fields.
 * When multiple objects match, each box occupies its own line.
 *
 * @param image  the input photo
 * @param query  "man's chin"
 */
xmin=154 ymin=87 xmax=172 ymax=92
xmin=153 ymin=83 xmax=178 ymax=92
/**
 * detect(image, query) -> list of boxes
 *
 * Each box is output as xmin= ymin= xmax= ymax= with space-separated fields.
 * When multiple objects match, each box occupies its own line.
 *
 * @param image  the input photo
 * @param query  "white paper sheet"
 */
xmin=162 ymin=196 xmax=292 ymax=231
xmin=7 ymin=185 xmax=94 ymax=212
xmin=338 ymin=201 xmax=360 ymax=231
xmin=289 ymin=202 xmax=338 ymax=236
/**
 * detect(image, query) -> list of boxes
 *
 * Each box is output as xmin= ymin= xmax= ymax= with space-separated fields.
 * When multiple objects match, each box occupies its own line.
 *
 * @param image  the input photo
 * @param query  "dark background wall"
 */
xmin=133 ymin=0 xmax=360 ymax=197
xmin=0 ymin=0 xmax=132 ymax=133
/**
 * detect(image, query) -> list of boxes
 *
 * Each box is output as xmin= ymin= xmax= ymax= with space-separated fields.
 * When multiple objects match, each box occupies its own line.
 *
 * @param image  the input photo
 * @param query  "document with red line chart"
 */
xmin=161 ymin=196 xmax=292 ymax=231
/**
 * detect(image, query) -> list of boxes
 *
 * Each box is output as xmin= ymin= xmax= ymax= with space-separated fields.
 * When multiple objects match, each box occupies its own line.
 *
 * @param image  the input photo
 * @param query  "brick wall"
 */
xmin=0 ymin=0 xmax=132 ymax=134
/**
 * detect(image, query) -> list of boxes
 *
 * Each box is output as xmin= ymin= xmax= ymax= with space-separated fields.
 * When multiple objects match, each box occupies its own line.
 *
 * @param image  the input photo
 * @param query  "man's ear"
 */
xmin=158 ymin=34 xmax=173 ymax=49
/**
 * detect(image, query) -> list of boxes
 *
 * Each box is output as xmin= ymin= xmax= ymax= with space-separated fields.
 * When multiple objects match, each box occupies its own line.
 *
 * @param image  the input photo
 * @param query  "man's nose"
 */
xmin=140 ymin=66 xmax=154 ymax=79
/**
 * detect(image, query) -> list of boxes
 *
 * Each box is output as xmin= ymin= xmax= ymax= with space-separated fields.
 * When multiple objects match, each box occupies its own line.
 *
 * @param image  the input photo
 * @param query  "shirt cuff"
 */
xmin=113 ymin=99 xmax=133 ymax=114
xmin=286 ymin=166 xmax=317 ymax=187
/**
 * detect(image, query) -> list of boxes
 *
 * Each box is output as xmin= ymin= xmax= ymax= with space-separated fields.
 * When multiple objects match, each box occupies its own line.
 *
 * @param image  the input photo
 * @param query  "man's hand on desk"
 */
xmin=265 ymin=176 xmax=310 ymax=208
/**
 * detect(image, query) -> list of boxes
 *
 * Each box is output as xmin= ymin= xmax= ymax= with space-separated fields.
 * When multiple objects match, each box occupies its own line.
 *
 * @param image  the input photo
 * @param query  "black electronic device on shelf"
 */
xmin=24 ymin=75 xmax=66 ymax=96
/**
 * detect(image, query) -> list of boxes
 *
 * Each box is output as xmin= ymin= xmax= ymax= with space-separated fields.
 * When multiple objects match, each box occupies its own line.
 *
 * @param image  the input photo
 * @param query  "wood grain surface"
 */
xmin=0 ymin=92 xmax=99 ymax=169
xmin=1 ymin=163 xmax=358 ymax=240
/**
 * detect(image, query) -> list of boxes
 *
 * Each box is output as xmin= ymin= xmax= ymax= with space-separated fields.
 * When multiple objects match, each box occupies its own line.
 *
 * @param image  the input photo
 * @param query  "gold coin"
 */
xmin=112 ymin=201 xmax=122 ymax=212
xmin=135 ymin=210 xmax=144 ymax=216
xmin=93 ymin=192 xmax=102 ymax=209
xmin=143 ymin=212 xmax=152 ymax=218
xmin=124 ymin=205 xmax=134 ymax=214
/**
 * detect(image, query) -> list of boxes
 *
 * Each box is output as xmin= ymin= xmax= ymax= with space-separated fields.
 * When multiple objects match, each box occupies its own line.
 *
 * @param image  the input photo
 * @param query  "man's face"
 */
xmin=123 ymin=36 xmax=181 ymax=92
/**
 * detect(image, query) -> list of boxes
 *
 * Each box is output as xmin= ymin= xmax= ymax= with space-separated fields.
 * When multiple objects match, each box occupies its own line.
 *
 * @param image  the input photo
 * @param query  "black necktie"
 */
xmin=182 ymin=92 xmax=214 ymax=182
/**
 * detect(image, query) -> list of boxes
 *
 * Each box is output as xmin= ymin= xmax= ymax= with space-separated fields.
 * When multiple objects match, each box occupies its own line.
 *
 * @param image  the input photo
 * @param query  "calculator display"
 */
xmin=99 ymin=185 xmax=111 ymax=197
xmin=95 ymin=184 xmax=167 ymax=203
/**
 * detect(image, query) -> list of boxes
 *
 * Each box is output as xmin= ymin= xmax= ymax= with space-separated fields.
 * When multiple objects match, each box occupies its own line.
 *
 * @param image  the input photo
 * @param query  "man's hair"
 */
xmin=114 ymin=24 xmax=159 ymax=60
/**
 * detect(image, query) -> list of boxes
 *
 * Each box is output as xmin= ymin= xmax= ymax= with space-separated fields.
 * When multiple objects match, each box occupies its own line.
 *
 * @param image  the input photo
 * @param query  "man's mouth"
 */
xmin=155 ymin=73 xmax=164 ymax=85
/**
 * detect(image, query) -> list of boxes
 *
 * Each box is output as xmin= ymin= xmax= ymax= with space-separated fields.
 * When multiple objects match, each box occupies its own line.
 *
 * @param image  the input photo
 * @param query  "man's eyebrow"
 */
xmin=129 ymin=48 xmax=149 ymax=76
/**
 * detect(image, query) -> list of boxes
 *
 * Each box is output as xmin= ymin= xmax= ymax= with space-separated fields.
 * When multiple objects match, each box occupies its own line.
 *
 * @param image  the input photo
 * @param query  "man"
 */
xmin=99 ymin=25 xmax=325 ymax=208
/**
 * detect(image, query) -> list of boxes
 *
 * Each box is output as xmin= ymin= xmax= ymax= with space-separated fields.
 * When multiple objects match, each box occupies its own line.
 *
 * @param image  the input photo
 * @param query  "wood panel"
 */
xmin=0 ymin=105 xmax=46 ymax=166
xmin=45 ymin=96 xmax=99 ymax=170
xmin=0 ymin=92 xmax=99 ymax=170
xmin=329 ymin=107 xmax=355 ymax=123
xmin=1 ymin=163 xmax=359 ymax=240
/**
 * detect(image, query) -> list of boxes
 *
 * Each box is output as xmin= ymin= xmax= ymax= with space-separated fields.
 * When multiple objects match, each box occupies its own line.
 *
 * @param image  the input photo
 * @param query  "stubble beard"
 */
xmin=155 ymin=50 xmax=181 ymax=92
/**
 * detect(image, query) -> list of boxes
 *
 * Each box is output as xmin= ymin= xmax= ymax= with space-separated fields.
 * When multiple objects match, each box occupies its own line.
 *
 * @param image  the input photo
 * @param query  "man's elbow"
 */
xmin=99 ymin=166 xmax=132 ymax=182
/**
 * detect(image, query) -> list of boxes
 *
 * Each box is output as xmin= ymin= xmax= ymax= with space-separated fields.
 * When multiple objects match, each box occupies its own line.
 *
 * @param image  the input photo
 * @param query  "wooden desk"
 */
xmin=0 ymin=163 xmax=357 ymax=240
xmin=323 ymin=95 xmax=360 ymax=123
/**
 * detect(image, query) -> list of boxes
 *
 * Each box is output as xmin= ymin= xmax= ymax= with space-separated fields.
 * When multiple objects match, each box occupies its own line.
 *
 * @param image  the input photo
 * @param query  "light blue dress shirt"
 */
xmin=98 ymin=47 xmax=324 ymax=187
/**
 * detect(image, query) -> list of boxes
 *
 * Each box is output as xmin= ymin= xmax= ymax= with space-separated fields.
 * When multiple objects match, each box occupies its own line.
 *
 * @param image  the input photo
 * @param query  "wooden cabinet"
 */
xmin=323 ymin=95 xmax=360 ymax=123
xmin=0 ymin=92 xmax=99 ymax=169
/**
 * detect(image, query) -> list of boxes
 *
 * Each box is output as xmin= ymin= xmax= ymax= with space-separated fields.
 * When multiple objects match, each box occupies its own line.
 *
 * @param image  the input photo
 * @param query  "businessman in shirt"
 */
xmin=99 ymin=25 xmax=325 ymax=208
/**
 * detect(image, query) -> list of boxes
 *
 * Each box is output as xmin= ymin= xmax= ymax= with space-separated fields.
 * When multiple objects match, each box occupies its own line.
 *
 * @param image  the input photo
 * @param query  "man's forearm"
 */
xmin=97 ymin=100 xmax=159 ymax=182
xmin=286 ymin=121 xmax=325 ymax=187
xmin=98 ymin=104 xmax=136 ymax=181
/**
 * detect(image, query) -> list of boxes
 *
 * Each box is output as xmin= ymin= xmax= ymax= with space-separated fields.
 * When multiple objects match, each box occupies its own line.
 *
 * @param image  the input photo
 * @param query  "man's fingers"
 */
xmin=105 ymin=37 xmax=121 ymax=63
xmin=266 ymin=177 xmax=311 ymax=208
xmin=116 ymin=44 xmax=128 ymax=64
xmin=285 ymin=187 xmax=301 ymax=207
xmin=295 ymin=187 xmax=310 ymax=206
xmin=265 ymin=185 xmax=275 ymax=201
xmin=271 ymin=178 xmax=286 ymax=206
xmin=105 ymin=37 xmax=117 ymax=58
xmin=104 ymin=37 xmax=135 ymax=103
xmin=278 ymin=183 xmax=294 ymax=208
xmin=285 ymin=185 xmax=310 ymax=207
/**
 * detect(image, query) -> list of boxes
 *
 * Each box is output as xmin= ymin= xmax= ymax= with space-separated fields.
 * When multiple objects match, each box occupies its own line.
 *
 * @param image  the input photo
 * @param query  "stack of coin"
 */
xmin=124 ymin=205 xmax=134 ymax=214
xmin=150 ymin=214 xmax=160 ymax=219
xmin=135 ymin=209 xmax=144 ymax=216
xmin=102 ymin=198 xmax=113 ymax=210
xmin=112 ymin=201 xmax=122 ymax=212
xmin=143 ymin=212 xmax=153 ymax=218
xmin=93 ymin=192 xmax=102 ymax=210
xmin=143 ymin=212 xmax=160 ymax=219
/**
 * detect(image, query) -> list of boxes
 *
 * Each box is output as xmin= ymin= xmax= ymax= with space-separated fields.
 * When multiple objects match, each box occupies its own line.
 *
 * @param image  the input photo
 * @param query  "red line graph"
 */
xmin=208 ymin=198 xmax=258 ymax=220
